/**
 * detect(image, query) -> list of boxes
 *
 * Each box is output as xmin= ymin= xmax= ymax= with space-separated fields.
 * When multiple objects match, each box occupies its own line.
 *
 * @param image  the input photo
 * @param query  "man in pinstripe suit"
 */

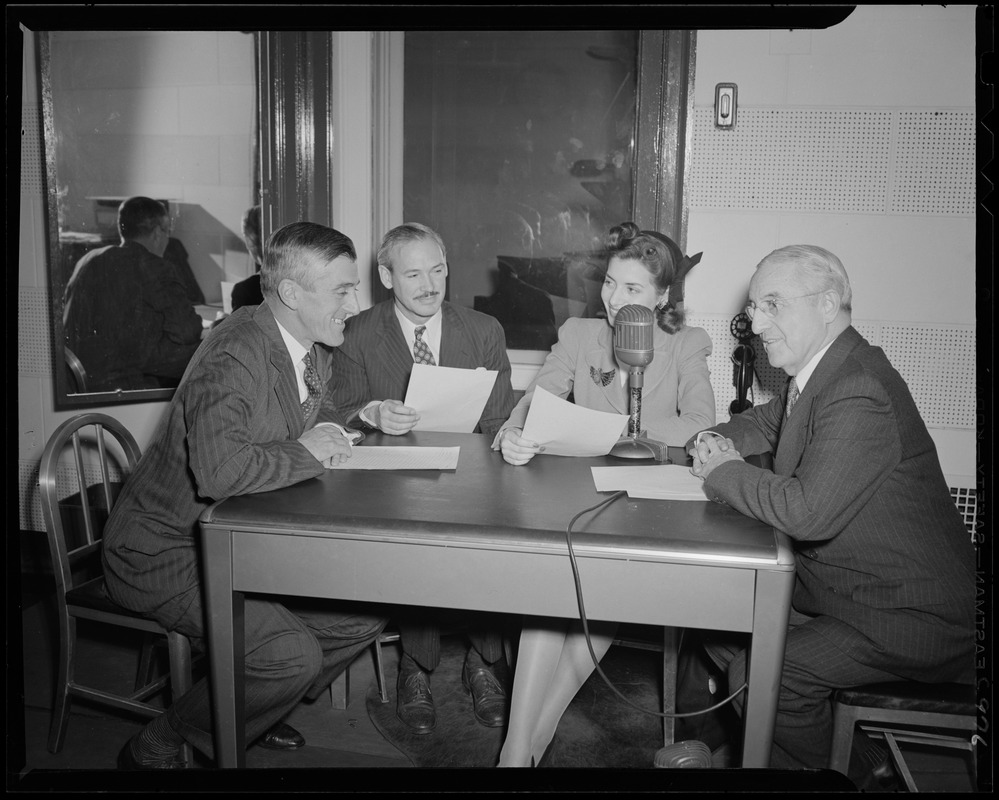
xmin=327 ymin=223 xmax=516 ymax=735
xmin=688 ymin=245 xmax=974 ymax=774
xmin=102 ymin=222 xmax=388 ymax=769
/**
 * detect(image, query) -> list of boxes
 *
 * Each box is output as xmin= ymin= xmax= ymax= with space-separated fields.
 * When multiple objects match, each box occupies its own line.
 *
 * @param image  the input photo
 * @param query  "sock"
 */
xmin=131 ymin=713 xmax=185 ymax=763
xmin=465 ymin=648 xmax=486 ymax=667
xmin=400 ymin=653 xmax=427 ymax=674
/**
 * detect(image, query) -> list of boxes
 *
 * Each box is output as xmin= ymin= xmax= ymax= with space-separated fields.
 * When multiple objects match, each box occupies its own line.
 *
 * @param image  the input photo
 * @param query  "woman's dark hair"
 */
xmin=606 ymin=221 xmax=692 ymax=334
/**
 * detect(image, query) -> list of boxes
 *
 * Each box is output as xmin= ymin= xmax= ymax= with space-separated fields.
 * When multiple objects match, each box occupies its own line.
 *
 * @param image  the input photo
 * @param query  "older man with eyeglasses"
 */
xmin=685 ymin=245 xmax=974 ymax=784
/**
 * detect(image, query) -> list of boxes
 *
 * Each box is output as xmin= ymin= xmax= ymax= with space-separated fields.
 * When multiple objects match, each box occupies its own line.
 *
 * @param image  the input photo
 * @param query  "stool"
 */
xmin=829 ymin=681 xmax=977 ymax=791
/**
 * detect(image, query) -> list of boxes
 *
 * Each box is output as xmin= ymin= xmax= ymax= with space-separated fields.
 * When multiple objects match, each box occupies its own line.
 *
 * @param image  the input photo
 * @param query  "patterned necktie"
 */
xmin=301 ymin=350 xmax=322 ymax=420
xmin=413 ymin=326 xmax=436 ymax=366
xmin=785 ymin=377 xmax=800 ymax=418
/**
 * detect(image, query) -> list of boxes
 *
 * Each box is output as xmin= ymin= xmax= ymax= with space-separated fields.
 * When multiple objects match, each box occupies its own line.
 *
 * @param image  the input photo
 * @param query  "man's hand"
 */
xmin=298 ymin=425 xmax=353 ymax=466
xmin=498 ymin=427 xmax=543 ymax=466
xmin=370 ymin=399 xmax=420 ymax=435
xmin=690 ymin=433 xmax=743 ymax=480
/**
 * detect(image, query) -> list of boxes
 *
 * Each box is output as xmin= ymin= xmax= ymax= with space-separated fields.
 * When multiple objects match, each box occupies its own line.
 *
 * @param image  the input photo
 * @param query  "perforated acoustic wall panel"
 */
xmin=686 ymin=314 xmax=975 ymax=430
xmin=878 ymin=324 xmax=976 ymax=428
xmin=21 ymin=104 xmax=45 ymax=195
xmin=689 ymin=108 xmax=974 ymax=215
xmin=690 ymin=109 xmax=892 ymax=212
xmin=19 ymin=288 xmax=52 ymax=377
xmin=891 ymin=111 xmax=976 ymax=216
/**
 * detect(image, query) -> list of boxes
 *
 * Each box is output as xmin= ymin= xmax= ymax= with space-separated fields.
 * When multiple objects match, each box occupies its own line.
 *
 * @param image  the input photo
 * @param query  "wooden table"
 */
xmin=199 ymin=431 xmax=794 ymax=768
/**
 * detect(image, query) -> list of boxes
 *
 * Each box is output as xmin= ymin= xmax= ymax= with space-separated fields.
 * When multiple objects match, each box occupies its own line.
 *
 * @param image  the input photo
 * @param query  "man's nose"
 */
xmin=751 ymin=313 xmax=769 ymax=335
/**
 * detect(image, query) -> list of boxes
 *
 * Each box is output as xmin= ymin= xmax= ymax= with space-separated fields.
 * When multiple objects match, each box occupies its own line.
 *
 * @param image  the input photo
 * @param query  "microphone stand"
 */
xmin=609 ymin=367 xmax=670 ymax=462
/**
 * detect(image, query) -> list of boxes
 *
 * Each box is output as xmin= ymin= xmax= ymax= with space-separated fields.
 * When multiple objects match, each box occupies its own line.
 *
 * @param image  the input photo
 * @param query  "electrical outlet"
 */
xmin=714 ymin=83 xmax=737 ymax=128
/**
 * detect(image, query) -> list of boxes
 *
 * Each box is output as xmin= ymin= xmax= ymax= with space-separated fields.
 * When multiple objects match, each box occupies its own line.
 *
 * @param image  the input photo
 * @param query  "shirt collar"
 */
xmin=794 ymin=340 xmax=834 ymax=392
xmin=275 ymin=318 xmax=309 ymax=365
xmin=393 ymin=304 xmax=443 ymax=340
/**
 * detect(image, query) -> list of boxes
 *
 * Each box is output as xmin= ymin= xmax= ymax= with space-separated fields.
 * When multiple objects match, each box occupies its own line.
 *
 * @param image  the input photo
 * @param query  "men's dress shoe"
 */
xmin=257 ymin=721 xmax=306 ymax=750
xmin=396 ymin=661 xmax=437 ymax=735
xmin=461 ymin=657 xmax=508 ymax=728
xmin=117 ymin=737 xmax=186 ymax=770
xmin=849 ymin=730 xmax=900 ymax=791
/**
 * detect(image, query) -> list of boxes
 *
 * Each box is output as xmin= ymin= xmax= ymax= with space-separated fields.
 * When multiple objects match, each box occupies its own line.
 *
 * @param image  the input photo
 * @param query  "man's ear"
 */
xmin=277 ymin=278 xmax=300 ymax=309
xmin=377 ymin=264 xmax=394 ymax=291
xmin=820 ymin=289 xmax=841 ymax=321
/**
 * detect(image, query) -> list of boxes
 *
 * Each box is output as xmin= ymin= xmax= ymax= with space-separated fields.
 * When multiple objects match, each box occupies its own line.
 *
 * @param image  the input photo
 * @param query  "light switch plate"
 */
xmin=715 ymin=83 xmax=737 ymax=128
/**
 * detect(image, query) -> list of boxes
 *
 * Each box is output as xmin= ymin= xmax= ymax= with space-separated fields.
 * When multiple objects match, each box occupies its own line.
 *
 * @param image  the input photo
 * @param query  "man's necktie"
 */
xmin=785 ymin=377 xmax=800 ymax=418
xmin=301 ymin=350 xmax=322 ymax=420
xmin=413 ymin=326 xmax=436 ymax=366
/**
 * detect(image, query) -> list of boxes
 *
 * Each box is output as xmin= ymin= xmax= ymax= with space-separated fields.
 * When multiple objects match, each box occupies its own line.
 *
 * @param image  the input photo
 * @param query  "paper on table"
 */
xmin=591 ymin=464 xmax=709 ymax=501
xmin=404 ymin=364 xmax=498 ymax=433
xmin=521 ymin=386 xmax=629 ymax=457
xmin=327 ymin=446 xmax=460 ymax=470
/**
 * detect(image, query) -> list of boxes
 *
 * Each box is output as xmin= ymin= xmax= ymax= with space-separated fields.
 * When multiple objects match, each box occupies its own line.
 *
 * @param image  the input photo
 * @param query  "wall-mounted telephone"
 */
xmin=730 ymin=312 xmax=756 ymax=415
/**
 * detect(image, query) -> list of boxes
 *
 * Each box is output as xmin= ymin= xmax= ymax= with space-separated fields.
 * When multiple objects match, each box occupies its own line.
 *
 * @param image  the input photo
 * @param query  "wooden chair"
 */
xmin=39 ymin=412 xmax=193 ymax=763
xmin=827 ymin=487 xmax=979 ymax=790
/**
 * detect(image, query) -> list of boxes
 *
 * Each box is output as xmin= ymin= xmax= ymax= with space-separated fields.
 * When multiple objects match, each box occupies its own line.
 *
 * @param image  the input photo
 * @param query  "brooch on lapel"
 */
xmin=590 ymin=366 xmax=615 ymax=387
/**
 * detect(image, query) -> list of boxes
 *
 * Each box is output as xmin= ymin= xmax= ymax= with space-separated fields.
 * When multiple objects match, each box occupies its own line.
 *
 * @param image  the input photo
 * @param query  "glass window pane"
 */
xmin=404 ymin=30 xmax=638 ymax=351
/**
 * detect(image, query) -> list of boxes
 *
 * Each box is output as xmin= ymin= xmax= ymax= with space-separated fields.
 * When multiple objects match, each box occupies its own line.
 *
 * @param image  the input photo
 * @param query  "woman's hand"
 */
xmin=499 ymin=427 xmax=543 ymax=466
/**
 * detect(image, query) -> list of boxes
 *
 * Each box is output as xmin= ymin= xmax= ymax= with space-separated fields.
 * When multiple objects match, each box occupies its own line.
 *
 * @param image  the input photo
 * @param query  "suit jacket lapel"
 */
xmin=641 ymin=326 xmax=672 ymax=397
xmin=774 ymin=326 xmax=862 ymax=473
xmin=438 ymin=303 xmax=463 ymax=365
xmin=376 ymin=300 xmax=417 ymax=379
xmin=252 ymin=304 xmax=307 ymax=437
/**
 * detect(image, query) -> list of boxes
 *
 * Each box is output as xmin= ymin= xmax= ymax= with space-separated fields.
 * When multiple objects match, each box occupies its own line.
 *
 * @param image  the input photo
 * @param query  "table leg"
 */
xmin=662 ymin=626 xmax=679 ymax=747
xmin=201 ymin=527 xmax=245 ymax=768
xmin=740 ymin=568 xmax=794 ymax=767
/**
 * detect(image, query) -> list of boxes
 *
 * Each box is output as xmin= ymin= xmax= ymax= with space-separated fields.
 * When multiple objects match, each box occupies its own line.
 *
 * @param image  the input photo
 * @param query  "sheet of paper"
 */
xmin=404 ymin=364 xmax=498 ymax=433
xmin=591 ymin=464 xmax=709 ymax=501
xmin=521 ymin=386 xmax=629 ymax=457
xmin=327 ymin=446 xmax=460 ymax=470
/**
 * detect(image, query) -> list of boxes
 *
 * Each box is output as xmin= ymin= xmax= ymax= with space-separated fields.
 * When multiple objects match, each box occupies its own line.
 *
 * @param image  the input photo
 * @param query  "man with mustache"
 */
xmin=328 ymin=223 xmax=516 ymax=736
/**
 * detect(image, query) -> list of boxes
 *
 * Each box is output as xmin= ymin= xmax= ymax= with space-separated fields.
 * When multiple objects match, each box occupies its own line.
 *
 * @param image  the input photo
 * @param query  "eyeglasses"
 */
xmin=745 ymin=292 xmax=823 ymax=320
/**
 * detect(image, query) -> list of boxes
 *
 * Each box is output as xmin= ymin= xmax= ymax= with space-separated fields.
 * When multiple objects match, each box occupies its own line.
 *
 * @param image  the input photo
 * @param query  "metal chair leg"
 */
xmin=166 ymin=630 xmax=194 ymax=767
xmin=375 ymin=637 xmax=389 ymax=703
xmin=136 ymin=631 xmax=156 ymax=691
xmin=48 ymin=613 xmax=75 ymax=753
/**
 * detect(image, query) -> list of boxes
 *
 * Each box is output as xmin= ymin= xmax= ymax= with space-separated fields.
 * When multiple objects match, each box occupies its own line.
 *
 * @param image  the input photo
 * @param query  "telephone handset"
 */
xmin=729 ymin=312 xmax=756 ymax=415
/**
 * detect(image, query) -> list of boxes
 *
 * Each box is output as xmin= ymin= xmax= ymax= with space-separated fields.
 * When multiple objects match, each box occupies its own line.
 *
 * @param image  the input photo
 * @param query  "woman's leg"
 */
xmin=526 ymin=620 xmax=618 ymax=765
xmin=498 ymin=619 xmax=571 ymax=766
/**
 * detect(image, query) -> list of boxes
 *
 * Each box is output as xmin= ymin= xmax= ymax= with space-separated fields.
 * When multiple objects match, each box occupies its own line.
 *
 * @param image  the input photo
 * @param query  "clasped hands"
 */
xmin=689 ymin=431 xmax=744 ymax=480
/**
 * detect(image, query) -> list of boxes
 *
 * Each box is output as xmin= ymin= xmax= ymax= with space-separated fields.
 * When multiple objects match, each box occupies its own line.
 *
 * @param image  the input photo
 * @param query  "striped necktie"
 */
xmin=785 ymin=377 xmax=800 ymax=418
xmin=413 ymin=326 xmax=436 ymax=366
xmin=301 ymin=350 xmax=322 ymax=420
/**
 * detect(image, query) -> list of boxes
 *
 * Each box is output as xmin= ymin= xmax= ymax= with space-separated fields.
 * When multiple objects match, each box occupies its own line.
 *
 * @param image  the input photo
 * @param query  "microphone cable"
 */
xmin=562 ymin=490 xmax=747 ymax=719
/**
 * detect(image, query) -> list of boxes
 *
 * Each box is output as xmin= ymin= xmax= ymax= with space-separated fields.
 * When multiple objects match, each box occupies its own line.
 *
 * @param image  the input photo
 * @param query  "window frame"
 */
xmin=259 ymin=30 xmax=696 ymax=381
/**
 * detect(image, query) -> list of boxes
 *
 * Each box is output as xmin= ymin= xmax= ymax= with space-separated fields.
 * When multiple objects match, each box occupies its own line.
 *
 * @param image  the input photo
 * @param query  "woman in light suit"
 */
xmin=493 ymin=221 xmax=715 ymax=767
